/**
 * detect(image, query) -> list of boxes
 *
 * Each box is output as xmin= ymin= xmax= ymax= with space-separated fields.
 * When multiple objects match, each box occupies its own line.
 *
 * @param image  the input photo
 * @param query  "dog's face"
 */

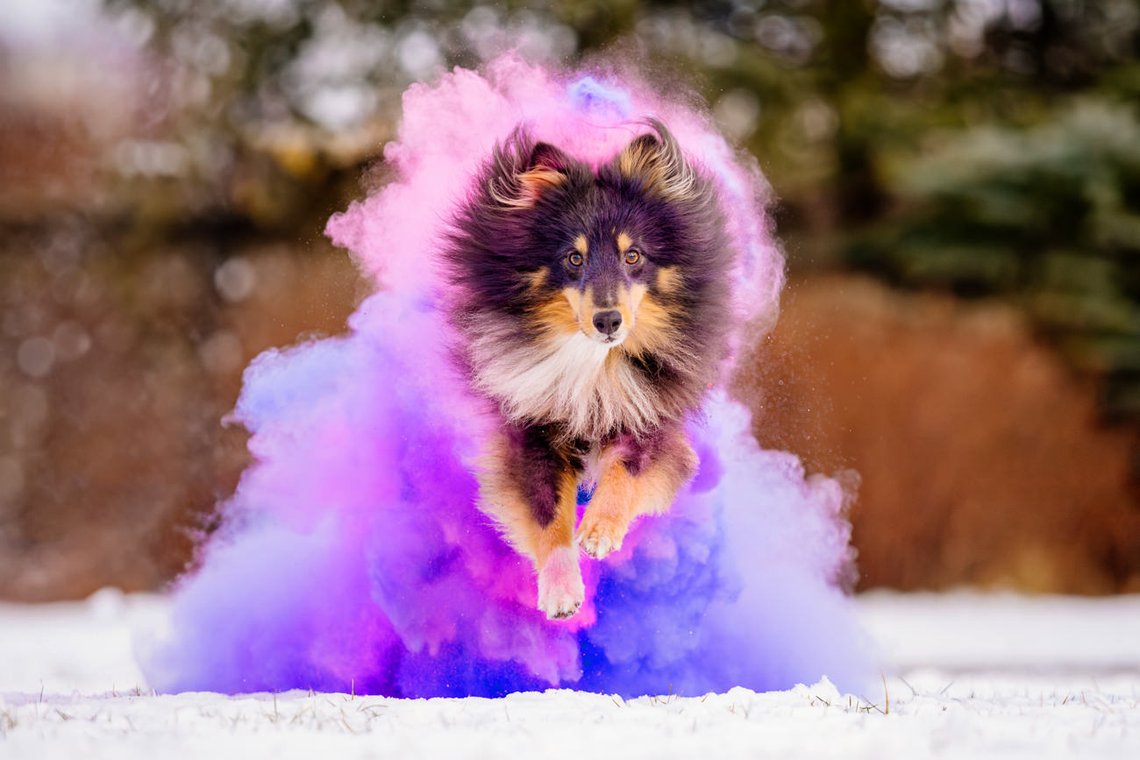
xmin=529 ymin=183 xmax=680 ymax=353
xmin=448 ymin=120 xmax=732 ymax=437
xmin=552 ymin=228 xmax=644 ymax=347
xmin=479 ymin=125 xmax=702 ymax=357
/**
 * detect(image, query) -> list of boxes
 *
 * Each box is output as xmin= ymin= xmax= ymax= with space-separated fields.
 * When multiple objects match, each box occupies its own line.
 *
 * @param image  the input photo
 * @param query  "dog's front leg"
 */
xmin=477 ymin=425 xmax=584 ymax=619
xmin=578 ymin=423 xmax=697 ymax=560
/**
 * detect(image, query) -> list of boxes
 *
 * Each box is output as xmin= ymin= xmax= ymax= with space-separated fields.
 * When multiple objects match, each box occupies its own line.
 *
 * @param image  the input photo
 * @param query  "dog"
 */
xmin=445 ymin=120 xmax=734 ymax=619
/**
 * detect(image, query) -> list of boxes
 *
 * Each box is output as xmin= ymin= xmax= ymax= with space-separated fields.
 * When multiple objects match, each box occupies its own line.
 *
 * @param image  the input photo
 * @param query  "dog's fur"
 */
xmin=445 ymin=120 xmax=734 ymax=618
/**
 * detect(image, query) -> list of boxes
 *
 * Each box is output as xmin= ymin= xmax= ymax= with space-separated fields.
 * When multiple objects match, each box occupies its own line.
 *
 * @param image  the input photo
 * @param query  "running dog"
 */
xmin=446 ymin=120 xmax=734 ymax=619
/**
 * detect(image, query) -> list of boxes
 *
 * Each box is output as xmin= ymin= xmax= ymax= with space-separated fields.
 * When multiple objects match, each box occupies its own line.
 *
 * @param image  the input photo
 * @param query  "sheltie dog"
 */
xmin=446 ymin=120 xmax=733 ymax=619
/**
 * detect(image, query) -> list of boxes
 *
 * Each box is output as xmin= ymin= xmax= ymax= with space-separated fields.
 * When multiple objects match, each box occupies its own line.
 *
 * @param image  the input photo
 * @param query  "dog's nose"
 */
xmin=592 ymin=310 xmax=623 ymax=336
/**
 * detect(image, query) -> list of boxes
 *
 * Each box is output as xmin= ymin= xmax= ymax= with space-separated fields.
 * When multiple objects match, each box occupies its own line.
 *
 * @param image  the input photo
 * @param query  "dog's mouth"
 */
xmin=587 ymin=330 xmax=628 ymax=347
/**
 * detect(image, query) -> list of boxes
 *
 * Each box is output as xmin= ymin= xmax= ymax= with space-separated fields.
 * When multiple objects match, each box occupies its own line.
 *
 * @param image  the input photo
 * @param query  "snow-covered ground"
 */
xmin=1 ymin=591 xmax=1138 ymax=759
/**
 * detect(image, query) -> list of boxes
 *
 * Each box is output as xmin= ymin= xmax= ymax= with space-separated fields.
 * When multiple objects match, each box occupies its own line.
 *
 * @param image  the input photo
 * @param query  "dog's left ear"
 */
xmin=488 ymin=131 xmax=579 ymax=210
xmin=614 ymin=119 xmax=696 ymax=202
xmin=514 ymin=142 xmax=575 ymax=206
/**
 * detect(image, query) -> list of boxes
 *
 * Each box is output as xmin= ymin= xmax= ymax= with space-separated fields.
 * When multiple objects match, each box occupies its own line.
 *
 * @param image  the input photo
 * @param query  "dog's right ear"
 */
xmin=614 ymin=119 xmax=697 ymax=203
xmin=487 ymin=132 xmax=576 ymax=210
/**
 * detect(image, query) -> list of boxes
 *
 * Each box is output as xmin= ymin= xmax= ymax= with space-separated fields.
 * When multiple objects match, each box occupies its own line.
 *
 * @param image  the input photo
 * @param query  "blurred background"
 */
xmin=1 ymin=0 xmax=1137 ymax=602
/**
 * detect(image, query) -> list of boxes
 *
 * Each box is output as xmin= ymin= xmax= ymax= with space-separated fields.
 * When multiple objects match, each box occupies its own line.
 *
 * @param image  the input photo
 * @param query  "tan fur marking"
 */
xmin=618 ymin=141 xmax=664 ymax=187
xmin=476 ymin=434 xmax=578 ymax=565
xmin=537 ymin=470 xmax=579 ymax=564
xmin=616 ymin=232 xmax=633 ymax=253
xmin=561 ymin=287 xmax=582 ymax=320
xmin=577 ymin=430 xmax=698 ymax=558
xmin=477 ymin=435 xmax=584 ymax=617
xmin=614 ymin=284 xmax=637 ymax=337
xmin=579 ymin=286 xmax=600 ymax=339
xmin=622 ymin=291 xmax=674 ymax=357
xmin=573 ymin=235 xmax=588 ymax=255
xmin=518 ymin=168 xmax=566 ymax=204
xmin=527 ymin=268 xmax=548 ymax=290
xmin=616 ymin=121 xmax=697 ymax=202
xmin=656 ymin=266 xmax=682 ymax=295
xmin=613 ymin=289 xmax=633 ymax=337
xmin=490 ymin=167 xmax=566 ymax=209
xmin=533 ymin=293 xmax=580 ymax=337
xmin=629 ymin=282 xmax=647 ymax=312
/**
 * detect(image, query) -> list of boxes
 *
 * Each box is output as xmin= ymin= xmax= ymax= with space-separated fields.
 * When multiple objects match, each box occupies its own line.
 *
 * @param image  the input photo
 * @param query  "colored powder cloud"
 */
xmin=137 ymin=56 xmax=872 ymax=698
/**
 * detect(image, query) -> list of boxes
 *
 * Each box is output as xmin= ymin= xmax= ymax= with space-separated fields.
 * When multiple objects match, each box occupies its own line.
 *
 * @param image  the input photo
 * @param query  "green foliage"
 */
xmin=849 ymin=99 xmax=1140 ymax=420
xmin=92 ymin=1 xmax=1140 ymax=420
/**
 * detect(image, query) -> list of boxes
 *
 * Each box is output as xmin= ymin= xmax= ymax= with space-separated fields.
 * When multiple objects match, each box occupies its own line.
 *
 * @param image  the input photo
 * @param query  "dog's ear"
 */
xmin=528 ymin=142 xmax=574 ymax=175
xmin=615 ymin=119 xmax=696 ymax=202
xmin=487 ymin=132 xmax=577 ymax=210
xmin=516 ymin=142 xmax=575 ymax=205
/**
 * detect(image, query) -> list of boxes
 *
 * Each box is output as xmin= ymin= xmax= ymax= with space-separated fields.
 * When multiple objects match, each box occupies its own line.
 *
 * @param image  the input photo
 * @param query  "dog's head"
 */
xmin=451 ymin=120 xmax=726 ymax=358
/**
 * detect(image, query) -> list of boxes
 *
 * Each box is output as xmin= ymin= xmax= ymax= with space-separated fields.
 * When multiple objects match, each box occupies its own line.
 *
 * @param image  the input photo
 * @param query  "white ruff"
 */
xmin=470 ymin=326 xmax=661 ymax=438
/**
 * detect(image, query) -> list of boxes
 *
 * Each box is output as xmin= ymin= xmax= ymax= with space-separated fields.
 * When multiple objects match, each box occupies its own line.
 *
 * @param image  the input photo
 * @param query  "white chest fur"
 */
xmin=470 ymin=327 xmax=660 ymax=438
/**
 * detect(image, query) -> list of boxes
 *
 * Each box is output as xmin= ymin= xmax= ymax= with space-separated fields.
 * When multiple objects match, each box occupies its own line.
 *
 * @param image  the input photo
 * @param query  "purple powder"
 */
xmin=137 ymin=58 xmax=872 ymax=698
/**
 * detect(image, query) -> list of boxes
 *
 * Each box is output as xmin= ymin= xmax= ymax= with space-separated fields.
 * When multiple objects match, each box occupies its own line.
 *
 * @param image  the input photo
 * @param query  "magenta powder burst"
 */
xmin=137 ymin=56 xmax=873 ymax=698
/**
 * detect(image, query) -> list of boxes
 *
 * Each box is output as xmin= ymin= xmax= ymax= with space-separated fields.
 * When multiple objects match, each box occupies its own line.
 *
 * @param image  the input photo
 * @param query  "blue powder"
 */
xmin=568 ymin=76 xmax=632 ymax=119
xmin=139 ymin=294 xmax=872 ymax=699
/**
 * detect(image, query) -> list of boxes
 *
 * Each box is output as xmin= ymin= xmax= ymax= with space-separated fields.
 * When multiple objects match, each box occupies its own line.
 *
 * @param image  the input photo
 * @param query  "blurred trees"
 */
xmin=96 ymin=1 xmax=1139 ymax=214
xmin=851 ymin=101 xmax=1140 ymax=423
xmin=97 ymin=0 xmax=1139 ymax=419
xmin=3 ymin=0 xmax=1139 ymax=597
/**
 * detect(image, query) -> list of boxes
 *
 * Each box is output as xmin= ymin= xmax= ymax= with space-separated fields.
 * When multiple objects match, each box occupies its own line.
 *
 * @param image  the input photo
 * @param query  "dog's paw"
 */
xmin=577 ymin=513 xmax=627 ymax=560
xmin=537 ymin=546 xmax=584 ymax=620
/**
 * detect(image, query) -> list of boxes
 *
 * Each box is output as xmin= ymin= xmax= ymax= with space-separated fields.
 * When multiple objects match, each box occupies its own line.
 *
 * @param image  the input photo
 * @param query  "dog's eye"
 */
xmin=624 ymin=248 xmax=642 ymax=265
xmin=566 ymin=251 xmax=584 ymax=267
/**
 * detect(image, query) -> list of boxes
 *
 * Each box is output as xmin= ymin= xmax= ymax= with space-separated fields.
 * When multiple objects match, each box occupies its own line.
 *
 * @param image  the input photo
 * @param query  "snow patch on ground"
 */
xmin=1 ymin=590 xmax=1138 ymax=759
xmin=860 ymin=590 xmax=1140 ymax=674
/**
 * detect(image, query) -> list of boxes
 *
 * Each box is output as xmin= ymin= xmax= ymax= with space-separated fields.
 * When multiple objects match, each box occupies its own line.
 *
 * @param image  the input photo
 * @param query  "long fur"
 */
xmin=444 ymin=119 xmax=736 ymax=617
xmin=446 ymin=121 xmax=733 ymax=442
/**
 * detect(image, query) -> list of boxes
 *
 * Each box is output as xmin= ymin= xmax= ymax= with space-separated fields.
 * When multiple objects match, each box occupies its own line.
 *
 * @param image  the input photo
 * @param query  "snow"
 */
xmin=860 ymin=591 xmax=1140 ymax=674
xmin=2 ymin=590 xmax=1138 ymax=759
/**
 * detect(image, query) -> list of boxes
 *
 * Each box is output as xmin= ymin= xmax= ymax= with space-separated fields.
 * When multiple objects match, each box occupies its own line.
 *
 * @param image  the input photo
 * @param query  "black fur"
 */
xmin=446 ymin=121 xmax=735 ymax=540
